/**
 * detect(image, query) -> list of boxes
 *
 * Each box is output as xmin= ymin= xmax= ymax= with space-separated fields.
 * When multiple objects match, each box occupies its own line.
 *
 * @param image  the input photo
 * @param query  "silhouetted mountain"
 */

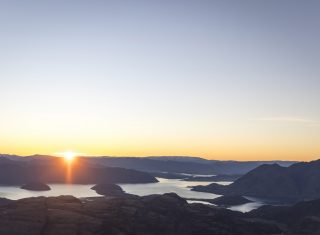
xmin=1 ymin=193 xmax=320 ymax=235
xmin=0 ymin=157 xmax=157 ymax=185
xmin=204 ymin=160 xmax=295 ymax=175
xmin=192 ymin=160 xmax=320 ymax=201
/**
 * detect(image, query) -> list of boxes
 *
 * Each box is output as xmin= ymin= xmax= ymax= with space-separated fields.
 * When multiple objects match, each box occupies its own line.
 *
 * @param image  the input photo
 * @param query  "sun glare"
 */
xmin=62 ymin=151 xmax=76 ymax=162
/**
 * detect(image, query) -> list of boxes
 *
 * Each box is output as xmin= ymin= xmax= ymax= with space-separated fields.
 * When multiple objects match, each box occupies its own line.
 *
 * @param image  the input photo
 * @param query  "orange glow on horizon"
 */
xmin=0 ymin=144 xmax=318 ymax=162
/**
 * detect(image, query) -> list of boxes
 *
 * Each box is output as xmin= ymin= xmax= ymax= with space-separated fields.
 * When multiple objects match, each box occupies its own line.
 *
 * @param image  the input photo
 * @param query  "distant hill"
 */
xmin=192 ymin=159 xmax=320 ymax=201
xmin=0 ymin=157 xmax=157 ymax=185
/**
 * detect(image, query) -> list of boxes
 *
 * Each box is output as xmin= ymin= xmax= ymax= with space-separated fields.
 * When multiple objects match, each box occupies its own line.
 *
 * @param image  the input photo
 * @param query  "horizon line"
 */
xmin=0 ymin=152 xmax=315 ymax=162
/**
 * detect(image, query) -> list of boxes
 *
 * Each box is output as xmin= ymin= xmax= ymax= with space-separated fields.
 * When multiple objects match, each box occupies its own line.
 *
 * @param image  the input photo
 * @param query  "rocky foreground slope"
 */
xmin=0 ymin=193 xmax=319 ymax=235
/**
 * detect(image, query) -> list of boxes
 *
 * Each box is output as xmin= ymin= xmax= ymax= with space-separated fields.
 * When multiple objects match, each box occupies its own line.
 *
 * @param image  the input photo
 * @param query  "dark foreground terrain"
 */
xmin=0 ymin=193 xmax=319 ymax=235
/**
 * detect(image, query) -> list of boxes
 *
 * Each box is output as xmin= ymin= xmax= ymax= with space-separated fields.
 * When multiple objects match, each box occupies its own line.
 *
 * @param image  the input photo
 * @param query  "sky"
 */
xmin=0 ymin=0 xmax=319 ymax=161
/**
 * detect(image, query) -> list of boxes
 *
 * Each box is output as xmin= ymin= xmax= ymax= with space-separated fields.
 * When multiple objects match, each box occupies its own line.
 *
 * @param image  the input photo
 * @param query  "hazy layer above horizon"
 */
xmin=0 ymin=0 xmax=319 ymax=160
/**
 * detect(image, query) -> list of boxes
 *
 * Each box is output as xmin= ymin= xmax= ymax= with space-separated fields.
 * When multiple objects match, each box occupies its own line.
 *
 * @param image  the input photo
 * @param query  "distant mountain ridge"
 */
xmin=73 ymin=156 xmax=297 ymax=175
xmin=147 ymin=156 xmax=212 ymax=164
xmin=0 ymin=154 xmax=297 ymax=175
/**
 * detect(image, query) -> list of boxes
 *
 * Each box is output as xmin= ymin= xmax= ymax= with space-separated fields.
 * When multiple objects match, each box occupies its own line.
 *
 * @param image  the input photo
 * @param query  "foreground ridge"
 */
xmin=1 ymin=193 xmax=320 ymax=235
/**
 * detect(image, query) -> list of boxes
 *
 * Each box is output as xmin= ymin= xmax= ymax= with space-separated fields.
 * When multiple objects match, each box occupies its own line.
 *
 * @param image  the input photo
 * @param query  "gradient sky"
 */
xmin=0 ymin=0 xmax=319 ymax=160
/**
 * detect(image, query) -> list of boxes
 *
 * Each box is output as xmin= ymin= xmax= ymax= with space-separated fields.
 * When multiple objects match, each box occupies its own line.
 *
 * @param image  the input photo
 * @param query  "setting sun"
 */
xmin=59 ymin=151 xmax=77 ymax=162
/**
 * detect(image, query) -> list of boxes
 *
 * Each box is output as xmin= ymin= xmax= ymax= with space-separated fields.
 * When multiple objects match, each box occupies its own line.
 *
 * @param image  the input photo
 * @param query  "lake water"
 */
xmin=121 ymin=178 xmax=227 ymax=199
xmin=0 ymin=178 xmax=264 ymax=212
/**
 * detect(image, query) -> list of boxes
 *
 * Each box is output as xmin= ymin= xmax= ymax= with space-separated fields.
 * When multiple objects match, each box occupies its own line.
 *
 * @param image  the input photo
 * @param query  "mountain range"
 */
xmin=0 ymin=154 xmax=296 ymax=175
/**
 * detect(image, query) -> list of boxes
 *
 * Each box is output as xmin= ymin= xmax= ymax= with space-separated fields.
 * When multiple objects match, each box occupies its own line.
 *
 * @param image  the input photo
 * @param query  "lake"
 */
xmin=0 ymin=178 xmax=265 ymax=212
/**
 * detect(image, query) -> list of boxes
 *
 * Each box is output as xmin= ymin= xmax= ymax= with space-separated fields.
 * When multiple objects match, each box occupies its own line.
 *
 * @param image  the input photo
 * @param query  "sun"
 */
xmin=55 ymin=151 xmax=83 ymax=163
xmin=62 ymin=151 xmax=76 ymax=162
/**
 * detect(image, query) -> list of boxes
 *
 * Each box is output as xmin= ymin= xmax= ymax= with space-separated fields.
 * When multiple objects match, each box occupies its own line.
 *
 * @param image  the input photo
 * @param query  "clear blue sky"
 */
xmin=0 ymin=0 xmax=319 ymax=160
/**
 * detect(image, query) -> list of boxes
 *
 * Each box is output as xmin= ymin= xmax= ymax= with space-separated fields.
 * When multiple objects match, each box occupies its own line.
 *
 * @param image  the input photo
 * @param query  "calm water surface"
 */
xmin=0 ymin=178 xmax=264 ymax=212
xmin=0 ymin=184 xmax=99 ymax=199
xmin=121 ymin=178 xmax=223 ymax=199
